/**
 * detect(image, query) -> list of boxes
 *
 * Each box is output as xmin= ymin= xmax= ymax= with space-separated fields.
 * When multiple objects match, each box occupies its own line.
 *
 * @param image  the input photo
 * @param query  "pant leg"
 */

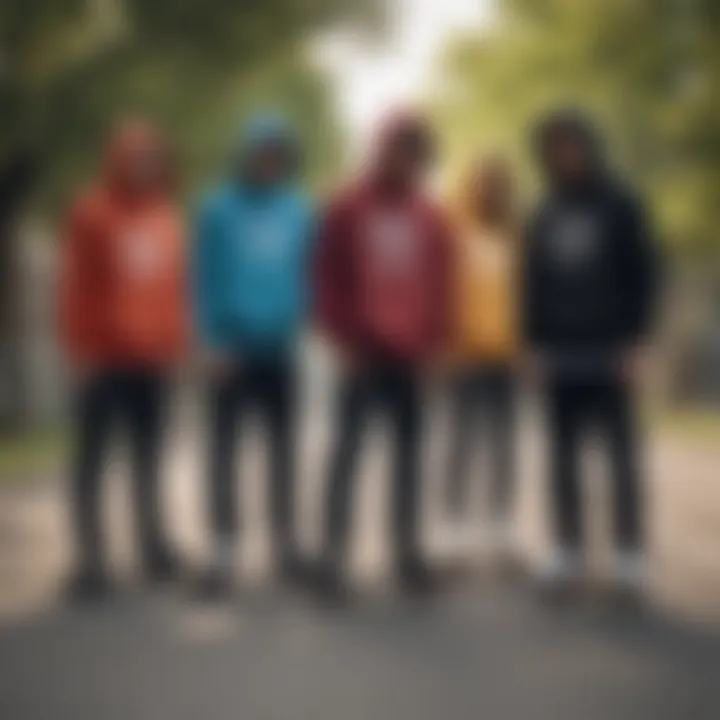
xmin=123 ymin=371 xmax=168 ymax=561
xmin=384 ymin=367 xmax=423 ymax=565
xmin=445 ymin=372 xmax=480 ymax=514
xmin=598 ymin=381 xmax=643 ymax=552
xmin=71 ymin=373 xmax=118 ymax=571
xmin=208 ymin=367 xmax=244 ymax=541
xmin=324 ymin=371 xmax=372 ymax=564
xmin=260 ymin=361 xmax=297 ymax=559
xmin=547 ymin=383 xmax=585 ymax=549
xmin=485 ymin=368 xmax=517 ymax=523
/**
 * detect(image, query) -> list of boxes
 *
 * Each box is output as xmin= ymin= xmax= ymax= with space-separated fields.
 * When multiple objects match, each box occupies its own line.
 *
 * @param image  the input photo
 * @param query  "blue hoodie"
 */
xmin=193 ymin=115 xmax=315 ymax=357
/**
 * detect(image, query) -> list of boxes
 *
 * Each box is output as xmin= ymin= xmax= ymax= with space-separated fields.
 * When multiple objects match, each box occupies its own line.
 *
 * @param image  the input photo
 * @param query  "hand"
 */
xmin=204 ymin=349 xmax=235 ymax=380
xmin=335 ymin=347 xmax=363 ymax=378
xmin=523 ymin=350 xmax=547 ymax=385
xmin=422 ymin=354 xmax=448 ymax=382
xmin=618 ymin=345 xmax=650 ymax=384
xmin=71 ymin=362 xmax=98 ymax=390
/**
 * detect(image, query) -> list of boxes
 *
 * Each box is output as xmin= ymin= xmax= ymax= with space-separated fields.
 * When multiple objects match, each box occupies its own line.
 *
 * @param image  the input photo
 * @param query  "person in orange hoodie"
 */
xmin=445 ymin=154 xmax=522 ymax=562
xmin=58 ymin=119 xmax=188 ymax=600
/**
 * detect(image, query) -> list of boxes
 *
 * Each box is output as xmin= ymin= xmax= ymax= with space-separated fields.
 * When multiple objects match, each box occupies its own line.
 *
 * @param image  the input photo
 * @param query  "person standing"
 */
xmin=313 ymin=112 xmax=452 ymax=601
xmin=193 ymin=114 xmax=314 ymax=598
xmin=59 ymin=119 xmax=189 ymax=600
xmin=524 ymin=109 xmax=659 ymax=599
xmin=444 ymin=154 xmax=522 ymax=565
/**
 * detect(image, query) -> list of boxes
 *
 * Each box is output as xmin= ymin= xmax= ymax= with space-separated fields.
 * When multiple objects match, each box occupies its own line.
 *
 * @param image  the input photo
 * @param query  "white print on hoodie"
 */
xmin=549 ymin=210 xmax=601 ymax=270
xmin=364 ymin=210 xmax=421 ymax=274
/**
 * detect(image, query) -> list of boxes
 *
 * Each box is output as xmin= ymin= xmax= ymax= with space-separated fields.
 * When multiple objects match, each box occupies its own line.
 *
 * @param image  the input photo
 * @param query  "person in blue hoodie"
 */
xmin=193 ymin=113 xmax=315 ymax=597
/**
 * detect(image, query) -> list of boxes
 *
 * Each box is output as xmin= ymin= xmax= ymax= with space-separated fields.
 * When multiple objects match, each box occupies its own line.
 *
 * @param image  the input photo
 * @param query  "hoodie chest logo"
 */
xmin=469 ymin=233 xmax=507 ymax=273
xmin=549 ymin=211 xmax=601 ymax=269
xmin=120 ymin=227 xmax=167 ymax=281
xmin=241 ymin=217 xmax=288 ymax=262
xmin=364 ymin=212 xmax=421 ymax=274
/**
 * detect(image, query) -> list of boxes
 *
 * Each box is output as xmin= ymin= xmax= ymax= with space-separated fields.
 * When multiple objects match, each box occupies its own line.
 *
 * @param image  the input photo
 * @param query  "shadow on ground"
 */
xmin=0 ymin=580 xmax=718 ymax=720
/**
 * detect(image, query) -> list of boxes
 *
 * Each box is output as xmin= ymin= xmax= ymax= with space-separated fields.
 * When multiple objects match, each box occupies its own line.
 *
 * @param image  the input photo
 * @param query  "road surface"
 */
xmin=1 ymin=390 xmax=719 ymax=719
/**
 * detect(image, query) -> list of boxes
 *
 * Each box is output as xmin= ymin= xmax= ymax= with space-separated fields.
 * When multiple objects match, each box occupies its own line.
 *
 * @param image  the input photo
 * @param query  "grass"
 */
xmin=0 ymin=428 xmax=68 ymax=483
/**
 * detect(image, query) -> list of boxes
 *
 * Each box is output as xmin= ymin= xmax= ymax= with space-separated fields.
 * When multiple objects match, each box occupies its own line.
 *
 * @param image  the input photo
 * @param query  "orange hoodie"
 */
xmin=58 ymin=120 xmax=189 ymax=367
xmin=448 ymin=163 xmax=520 ymax=365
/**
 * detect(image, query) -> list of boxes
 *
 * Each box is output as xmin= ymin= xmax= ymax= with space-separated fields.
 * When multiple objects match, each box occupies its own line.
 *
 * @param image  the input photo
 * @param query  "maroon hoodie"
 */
xmin=315 ymin=115 xmax=452 ymax=362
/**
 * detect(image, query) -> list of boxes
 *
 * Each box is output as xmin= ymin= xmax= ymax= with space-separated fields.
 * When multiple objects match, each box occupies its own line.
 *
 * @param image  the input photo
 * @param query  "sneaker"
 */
xmin=398 ymin=557 xmax=439 ymax=598
xmin=309 ymin=560 xmax=350 ymax=606
xmin=536 ymin=547 xmax=585 ymax=600
xmin=278 ymin=551 xmax=310 ymax=588
xmin=609 ymin=550 xmax=647 ymax=606
xmin=144 ymin=545 xmax=183 ymax=584
xmin=66 ymin=566 xmax=114 ymax=604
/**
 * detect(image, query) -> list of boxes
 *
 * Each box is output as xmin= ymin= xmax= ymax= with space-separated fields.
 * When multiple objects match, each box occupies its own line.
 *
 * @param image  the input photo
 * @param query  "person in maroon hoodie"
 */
xmin=313 ymin=112 xmax=452 ymax=600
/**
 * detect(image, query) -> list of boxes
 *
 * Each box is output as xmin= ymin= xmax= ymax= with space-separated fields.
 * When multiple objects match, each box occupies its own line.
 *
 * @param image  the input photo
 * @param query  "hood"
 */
xmin=102 ymin=118 xmax=172 ymax=200
xmin=452 ymin=154 xmax=515 ymax=232
xmin=368 ymin=109 xmax=436 ymax=188
xmin=533 ymin=108 xmax=606 ymax=194
xmin=234 ymin=112 xmax=301 ymax=183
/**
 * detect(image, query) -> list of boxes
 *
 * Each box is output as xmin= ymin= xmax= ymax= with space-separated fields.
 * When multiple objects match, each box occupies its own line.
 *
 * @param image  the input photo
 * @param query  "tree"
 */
xmin=430 ymin=0 xmax=720 ymax=404
xmin=431 ymin=0 xmax=720 ymax=254
xmin=1 ymin=0 xmax=383 ymax=207
xmin=0 ymin=0 xmax=384 ymax=430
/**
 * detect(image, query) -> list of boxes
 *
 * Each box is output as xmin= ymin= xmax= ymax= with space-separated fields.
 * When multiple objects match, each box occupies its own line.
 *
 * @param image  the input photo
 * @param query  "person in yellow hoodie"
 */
xmin=445 ymin=154 xmax=521 ymax=556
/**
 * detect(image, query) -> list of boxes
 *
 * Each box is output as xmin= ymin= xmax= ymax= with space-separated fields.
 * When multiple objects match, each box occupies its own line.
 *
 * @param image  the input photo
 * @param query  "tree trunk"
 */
xmin=0 ymin=152 xmax=38 ymax=435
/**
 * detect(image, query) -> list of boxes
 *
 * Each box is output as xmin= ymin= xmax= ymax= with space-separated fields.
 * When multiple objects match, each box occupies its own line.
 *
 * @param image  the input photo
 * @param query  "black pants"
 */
xmin=324 ymin=362 xmax=423 ymax=568
xmin=208 ymin=359 xmax=296 ymax=556
xmin=446 ymin=365 xmax=516 ymax=518
xmin=72 ymin=370 xmax=168 ymax=572
xmin=547 ymin=380 xmax=642 ymax=552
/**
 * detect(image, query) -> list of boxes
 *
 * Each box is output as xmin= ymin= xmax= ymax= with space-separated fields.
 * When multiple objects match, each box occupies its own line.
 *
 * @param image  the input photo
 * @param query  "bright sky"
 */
xmin=315 ymin=0 xmax=491 ymax=146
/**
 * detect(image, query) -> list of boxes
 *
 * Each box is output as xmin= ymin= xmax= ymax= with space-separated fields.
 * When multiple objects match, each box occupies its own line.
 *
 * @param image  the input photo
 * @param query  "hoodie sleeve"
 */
xmin=57 ymin=197 xmax=105 ymax=364
xmin=427 ymin=205 xmax=454 ymax=355
xmin=618 ymin=192 xmax=661 ymax=342
xmin=192 ymin=196 xmax=227 ymax=351
xmin=522 ymin=207 xmax=546 ymax=348
xmin=299 ymin=200 xmax=319 ymax=318
xmin=314 ymin=195 xmax=356 ymax=349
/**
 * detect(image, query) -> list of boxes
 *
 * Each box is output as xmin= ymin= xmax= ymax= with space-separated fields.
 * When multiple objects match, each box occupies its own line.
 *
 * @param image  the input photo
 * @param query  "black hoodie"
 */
xmin=524 ymin=111 xmax=659 ymax=374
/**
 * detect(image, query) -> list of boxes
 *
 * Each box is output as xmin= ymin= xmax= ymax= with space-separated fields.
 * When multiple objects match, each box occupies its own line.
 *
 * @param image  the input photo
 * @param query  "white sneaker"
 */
xmin=536 ymin=547 xmax=584 ymax=590
xmin=211 ymin=537 xmax=236 ymax=574
xmin=611 ymin=550 xmax=647 ymax=594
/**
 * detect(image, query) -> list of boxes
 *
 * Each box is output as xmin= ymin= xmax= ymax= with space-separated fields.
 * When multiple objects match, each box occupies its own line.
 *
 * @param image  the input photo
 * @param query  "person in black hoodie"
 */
xmin=524 ymin=109 xmax=659 ymax=599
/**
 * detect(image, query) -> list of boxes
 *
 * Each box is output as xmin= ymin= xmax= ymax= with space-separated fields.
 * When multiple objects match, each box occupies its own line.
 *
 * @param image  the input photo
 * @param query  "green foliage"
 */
xmin=431 ymin=0 xmax=720 ymax=254
xmin=0 ymin=0 xmax=384 ymax=213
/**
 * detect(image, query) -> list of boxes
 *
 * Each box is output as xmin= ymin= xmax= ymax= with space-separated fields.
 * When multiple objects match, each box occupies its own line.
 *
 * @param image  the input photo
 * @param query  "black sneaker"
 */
xmin=398 ymin=557 xmax=438 ymax=598
xmin=66 ymin=566 xmax=114 ymax=604
xmin=144 ymin=546 xmax=183 ymax=584
xmin=278 ymin=552 xmax=310 ymax=589
xmin=310 ymin=561 xmax=350 ymax=606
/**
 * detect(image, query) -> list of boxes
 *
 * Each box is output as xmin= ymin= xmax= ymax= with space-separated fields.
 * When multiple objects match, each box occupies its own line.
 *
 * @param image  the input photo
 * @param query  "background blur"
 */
xmin=0 ymin=1 xmax=719 ymax=718
xmin=1 ymin=0 xmax=719 ymax=434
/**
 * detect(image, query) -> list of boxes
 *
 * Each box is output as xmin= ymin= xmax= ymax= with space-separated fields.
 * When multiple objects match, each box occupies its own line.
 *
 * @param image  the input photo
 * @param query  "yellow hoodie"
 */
xmin=449 ymin=178 xmax=520 ymax=365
